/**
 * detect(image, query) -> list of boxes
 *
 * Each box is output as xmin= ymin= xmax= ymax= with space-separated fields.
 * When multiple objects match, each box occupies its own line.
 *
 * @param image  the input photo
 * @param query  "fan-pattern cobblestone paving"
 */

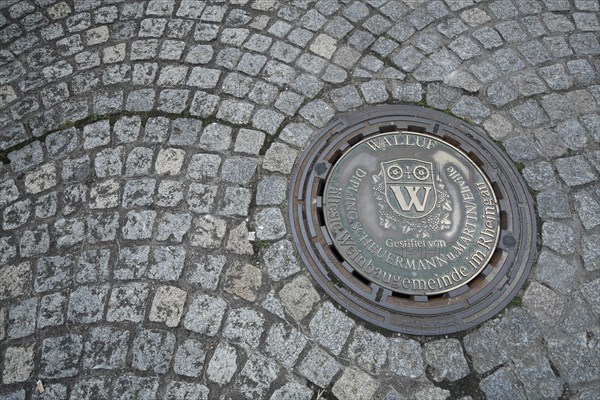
xmin=0 ymin=0 xmax=599 ymax=399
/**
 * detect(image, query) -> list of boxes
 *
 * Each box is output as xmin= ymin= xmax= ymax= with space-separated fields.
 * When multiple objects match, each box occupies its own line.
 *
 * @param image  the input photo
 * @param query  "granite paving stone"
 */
xmin=206 ymin=342 xmax=238 ymax=385
xmin=309 ymin=301 xmax=355 ymax=355
xmin=83 ymin=327 xmax=129 ymax=370
xmin=0 ymin=1 xmax=598 ymax=398
xmin=332 ymin=367 xmax=380 ymax=400
xmin=424 ymin=339 xmax=470 ymax=382
xmin=298 ymin=346 xmax=341 ymax=388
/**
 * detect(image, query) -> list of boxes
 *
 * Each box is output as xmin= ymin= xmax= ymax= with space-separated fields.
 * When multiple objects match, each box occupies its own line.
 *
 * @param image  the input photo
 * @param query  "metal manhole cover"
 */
xmin=289 ymin=105 xmax=537 ymax=335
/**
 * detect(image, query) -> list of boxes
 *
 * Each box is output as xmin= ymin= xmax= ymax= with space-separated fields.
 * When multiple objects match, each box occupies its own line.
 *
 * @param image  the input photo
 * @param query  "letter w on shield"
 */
xmin=382 ymin=159 xmax=437 ymax=219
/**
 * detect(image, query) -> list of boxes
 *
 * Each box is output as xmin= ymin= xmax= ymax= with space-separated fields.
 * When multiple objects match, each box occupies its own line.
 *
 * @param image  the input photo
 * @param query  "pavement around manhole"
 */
xmin=0 ymin=1 xmax=599 ymax=400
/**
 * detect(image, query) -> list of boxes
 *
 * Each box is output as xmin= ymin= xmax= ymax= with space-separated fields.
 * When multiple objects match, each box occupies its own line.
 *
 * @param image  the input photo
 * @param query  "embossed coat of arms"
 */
xmin=373 ymin=159 xmax=452 ymax=238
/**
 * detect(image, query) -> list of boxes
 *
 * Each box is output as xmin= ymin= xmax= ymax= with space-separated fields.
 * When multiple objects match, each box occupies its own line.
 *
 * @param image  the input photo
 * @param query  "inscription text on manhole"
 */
xmin=323 ymin=132 xmax=500 ymax=296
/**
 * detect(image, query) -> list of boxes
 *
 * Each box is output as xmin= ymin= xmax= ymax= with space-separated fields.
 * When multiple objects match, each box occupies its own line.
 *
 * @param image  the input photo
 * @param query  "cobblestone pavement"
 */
xmin=0 ymin=0 xmax=599 ymax=399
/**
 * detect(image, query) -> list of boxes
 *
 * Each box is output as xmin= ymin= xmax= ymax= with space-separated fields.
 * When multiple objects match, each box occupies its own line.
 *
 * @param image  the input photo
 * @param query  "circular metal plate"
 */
xmin=289 ymin=105 xmax=537 ymax=335
xmin=323 ymin=131 xmax=500 ymax=296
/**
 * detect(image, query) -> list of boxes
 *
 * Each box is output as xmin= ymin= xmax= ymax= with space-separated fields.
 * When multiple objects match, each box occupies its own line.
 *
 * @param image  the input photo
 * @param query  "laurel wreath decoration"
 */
xmin=372 ymin=172 xmax=452 ymax=238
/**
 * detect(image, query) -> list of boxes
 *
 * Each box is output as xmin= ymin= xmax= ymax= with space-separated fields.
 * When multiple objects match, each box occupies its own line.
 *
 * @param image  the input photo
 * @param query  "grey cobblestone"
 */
xmin=0 ymin=1 xmax=598 ymax=397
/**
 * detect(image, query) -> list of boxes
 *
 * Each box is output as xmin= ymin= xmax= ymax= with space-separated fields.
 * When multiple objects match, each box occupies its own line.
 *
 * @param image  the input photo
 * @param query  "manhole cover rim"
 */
xmin=289 ymin=105 xmax=537 ymax=335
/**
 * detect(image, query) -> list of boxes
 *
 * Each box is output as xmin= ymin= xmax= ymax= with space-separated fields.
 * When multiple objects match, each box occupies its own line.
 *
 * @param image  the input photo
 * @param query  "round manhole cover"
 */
xmin=289 ymin=105 xmax=537 ymax=335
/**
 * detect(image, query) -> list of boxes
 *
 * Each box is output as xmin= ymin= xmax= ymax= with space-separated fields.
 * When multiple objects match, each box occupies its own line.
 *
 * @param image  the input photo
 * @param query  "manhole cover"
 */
xmin=289 ymin=105 xmax=537 ymax=335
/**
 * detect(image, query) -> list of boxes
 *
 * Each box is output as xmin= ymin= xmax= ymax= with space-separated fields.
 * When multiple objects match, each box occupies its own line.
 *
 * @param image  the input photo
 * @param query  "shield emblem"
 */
xmin=382 ymin=159 xmax=437 ymax=219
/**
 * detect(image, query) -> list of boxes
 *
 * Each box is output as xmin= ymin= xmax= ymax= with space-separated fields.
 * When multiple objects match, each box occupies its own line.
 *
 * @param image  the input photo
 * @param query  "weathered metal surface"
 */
xmin=289 ymin=105 xmax=536 ymax=335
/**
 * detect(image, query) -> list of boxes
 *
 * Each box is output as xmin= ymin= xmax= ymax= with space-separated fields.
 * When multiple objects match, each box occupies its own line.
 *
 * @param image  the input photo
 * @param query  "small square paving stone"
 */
xmin=2 ymin=345 xmax=34 ymax=384
xmin=148 ymin=246 xmax=186 ymax=281
xmin=174 ymin=338 xmax=206 ymax=378
xmin=254 ymin=208 xmax=287 ymax=241
xmin=223 ymin=308 xmax=265 ymax=349
xmin=199 ymin=123 xmax=232 ymax=151
xmin=310 ymin=301 xmax=355 ymax=355
xmin=278 ymin=274 xmax=320 ymax=321
xmin=40 ymin=334 xmax=83 ymax=379
xmin=184 ymin=293 xmax=227 ymax=336
xmin=263 ymin=142 xmax=298 ymax=174
xmin=36 ymin=192 xmax=58 ymax=219
xmin=234 ymin=129 xmax=265 ymax=154
xmin=112 ymin=375 xmax=159 ymax=400
xmin=332 ymin=367 xmax=380 ymax=400
xmin=86 ymin=211 xmax=119 ymax=244
xmin=83 ymin=327 xmax=129 ymax=370
xmin=155 ymin=148 xmax=185 ymax=175
xmin=330 ymin=85 xmax=364 ymax=112
xmin=67 ymin=284 xmax=108 ymax=323
xmin=0 ymin=262 xmax=31 ymax=300
xmin=479 ymin=368 xmax=526 ymax=400
xmin=190 ymin=215 xmax=226 ymax=248
xmin=299 ymin=99 xmax=335 ymax=128
xmin=224 ymin=262 xmax=262 ymax=302
xmin=504 ymin=135 xmax=541 ymax=162
xmin=581 ymin=234 xmax=600 ymax=271
xmin=547 ymin=334 xmax=600 ymax=385
xmin=122 ymin=210 xmax=157 ymax=240
xmin=389 ymin=337 xmax=425 ymax=378
xmin=95 ymin=148 xmax=123 ymax=178
xmin=236 ymin=354 xmax=280 ymax=400
xmin=8 ymin=141 xmax=43 ymax=173
xmin=226 ymin=222 xmax=254 ymax=255
xmin=256 ymin=176 xmax=288 ymax=205
xmin=74 ymin=378 xmax=110 ymax=397
xmin=360 ymin=80 xmax=389 ymax=104
xmin=510 ymin=100 xmax=548 ymax=128
xmin=189 ymin=91 xmax=218 ymax=118
xmin=522 ymin=281 xmax=565 ymax=327
xmin=523 ymin=161 xmax=557 ymax=190
xmin=187 ymin=154 xmax=221 ymax=180
xmin=265 ymin=323 xmax=307 ymax=367
xmin=252 ymin=108 xmax=285 ymax=135
xmin=83 ymin=120 xmax=110 ymax=150
xmin=164 ymin=382 xmax=209 ymax=400
xmin=20 ymin=223 xmax=50 ymax=258
xmin=298 ymin=346 xmax=341 ymax=388
xmin=573 ymin=190 xmax=600 ymax=229
xmin=207 ymin=342 xmax=238 ymax=385
xmin=125 ymin=147 xmax=153 ymax=176
xmin=187 ymin=254 xmax=226 ymax=290
xmin=122 ymin=178 xmax=156 ymax=208
xmin=221 ymin=156 xmax=258 ymax=184
xmin=555 ymin=155 xmax=596 ymax=186
xmin=156 ymin=212 xmax=192 ymax=242
xmin=219 ymin=187 xmax=251 ymax=217
xmin=35 ymin=256 xmax=74 ymax=293
xmin=62 ymin=155 xmax=91 ymax=182
xmin=581 ymin=278 xmax=600 ymax=317
xmin=542 ymin=221 xmax=575 ymax=255
xmin=8 ymin=298 xmax=36 ymax=339
xmin=271 ymin=382 xmax=312 ymax=400
xmin=156 ymin=181 xmax=184 ymax=207
xmin=0 ymin=236 xmax=17 ymax=267
xmin=513 ymin=351 xmax=563 ymax=399
xmin=260 ymin=239 xmax=300 ymax=282
xmin=535 ymin=250 xmax=576 ymax=295
xmin=116 ymin=246 xmax=149 ymax=280
xmin=132 ymin=330 xmax=176 ymax=374
xmin=24 ymin=163 xmax=57 ymax=194
xmin=169 ymin=118 xmax=200 ymax=146
xmin=0 ymin=180 xmax=19 ymax=208
xmin=347 ymin=326 xmax=389 ymax=374
xmin=216 ymin=100 xmax=254 ymax=125
xmin=150 ymin=285 xmax=187 ymax=327
xmin=424 ymin=339 xmax=470 ymax=382
xmin=38 ymin=292 xmax=66 ymax=328
xmin=106 ymin=282 xmax=151 ymax=323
